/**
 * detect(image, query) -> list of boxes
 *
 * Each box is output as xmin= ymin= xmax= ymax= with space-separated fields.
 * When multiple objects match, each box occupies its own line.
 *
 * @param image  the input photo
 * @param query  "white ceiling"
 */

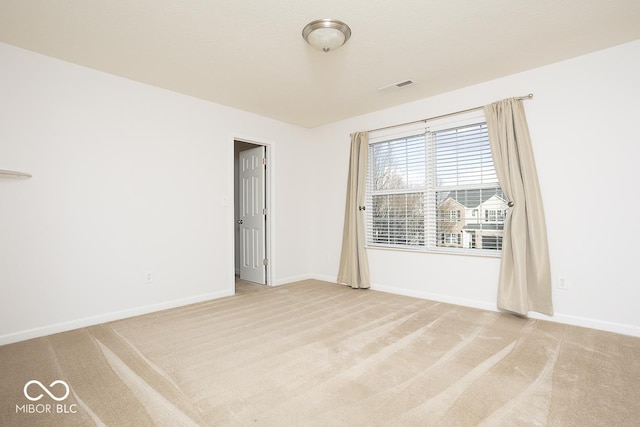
xmin=1 ymin=0 xmax=640 ymax=128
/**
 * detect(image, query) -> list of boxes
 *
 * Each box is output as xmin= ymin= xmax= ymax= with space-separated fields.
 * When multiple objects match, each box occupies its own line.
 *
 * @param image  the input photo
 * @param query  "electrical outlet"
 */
xmin=558 ymin=275 xmax=568 ymax=290
xmin=145 ymin=272 xmax=153 ymax=284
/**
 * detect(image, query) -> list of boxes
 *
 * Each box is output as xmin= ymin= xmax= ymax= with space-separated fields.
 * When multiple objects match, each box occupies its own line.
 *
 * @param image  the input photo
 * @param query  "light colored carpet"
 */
xmin=1 ymin=279 xmax=639 ymax=426
xmin=235 ymin=277 xmax=268 ymax=295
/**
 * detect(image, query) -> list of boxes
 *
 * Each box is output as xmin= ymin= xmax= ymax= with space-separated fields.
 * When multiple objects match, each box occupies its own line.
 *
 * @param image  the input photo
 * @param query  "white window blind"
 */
xmin=368 ymin=134 xmax=426 ymax=247
xmin=366 ymin=111 xmax=507 ymax=254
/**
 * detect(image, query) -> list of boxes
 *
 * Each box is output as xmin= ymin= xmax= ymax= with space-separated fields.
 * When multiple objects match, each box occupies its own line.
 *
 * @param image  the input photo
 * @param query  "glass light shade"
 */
xmin=307 ymin=28 xmax=346 ymax=52
xmin=302 ymin=19 xmax=351 ymax=53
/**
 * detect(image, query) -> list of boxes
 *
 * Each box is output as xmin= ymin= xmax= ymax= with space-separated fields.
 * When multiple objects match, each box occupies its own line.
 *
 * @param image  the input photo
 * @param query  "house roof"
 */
xmin=439 ymin=188 xmax=506 ymax=209
xmin=1 ymin=1 xmax=640 ymax=128
xmin=463 ymin=223 xmax=504 ymax=231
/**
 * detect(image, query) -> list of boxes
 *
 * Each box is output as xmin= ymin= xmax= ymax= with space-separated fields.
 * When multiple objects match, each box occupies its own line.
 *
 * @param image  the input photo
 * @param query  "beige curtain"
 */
xmin=337 ymin=132 xmax=371 ymax=289
xmin=484 ymin=98 xmax=553 ymax=316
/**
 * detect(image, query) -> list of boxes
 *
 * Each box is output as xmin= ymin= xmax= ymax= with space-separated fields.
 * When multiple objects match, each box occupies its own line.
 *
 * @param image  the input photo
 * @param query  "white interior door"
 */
xmin=239 ymin=145 xmax=266 ymax=284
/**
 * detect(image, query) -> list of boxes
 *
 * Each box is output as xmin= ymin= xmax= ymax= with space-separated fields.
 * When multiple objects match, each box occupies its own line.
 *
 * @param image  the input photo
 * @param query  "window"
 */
xmin=442 ymin=233 xmax=461 ymax=246
xmin=442 ymin=210 xmax=461 ymax=222
xmin=368 ymin=135 xmax=425 ymax=246
xmin=366 ymin=111 xmax=507 ymax=254
xmin=485 ymin=209 xmax=506 ymax=222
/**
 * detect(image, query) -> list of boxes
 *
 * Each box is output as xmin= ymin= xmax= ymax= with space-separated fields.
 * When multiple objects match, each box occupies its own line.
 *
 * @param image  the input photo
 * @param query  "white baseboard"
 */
xmin=370 ymin=283 xmax=497 ymax=312
xmin=311 ymin=274 xmax=338 ymax=284
xmin=5 ymin=278 xmax=637 ymax=346
xmin=312 ymin=277 xmax=640 ymax=338
xmin=0 ymin=289 xmax=234 ymax=346
xmin=528 ymin=311 xmax=640 ymax=338
xmin=369 ymin=282 xmax=640 ymax=338
xmin=272 ymin=274 xmax=314 ymax=286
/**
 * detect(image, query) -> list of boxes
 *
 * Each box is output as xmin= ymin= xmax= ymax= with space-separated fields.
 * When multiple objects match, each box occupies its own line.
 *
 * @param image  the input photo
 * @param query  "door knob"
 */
xmin=237 ymin=219 xmax=244 ymax=224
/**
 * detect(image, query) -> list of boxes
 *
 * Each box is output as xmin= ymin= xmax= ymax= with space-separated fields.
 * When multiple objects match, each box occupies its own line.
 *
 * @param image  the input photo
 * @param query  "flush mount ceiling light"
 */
xmin=302 ymin=19 xmax=351 ymax=53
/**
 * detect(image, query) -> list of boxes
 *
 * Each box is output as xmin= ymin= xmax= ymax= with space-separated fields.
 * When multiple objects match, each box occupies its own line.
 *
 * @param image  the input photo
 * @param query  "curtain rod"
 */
xmin=367 ymin=93 xmax=533 ymax=134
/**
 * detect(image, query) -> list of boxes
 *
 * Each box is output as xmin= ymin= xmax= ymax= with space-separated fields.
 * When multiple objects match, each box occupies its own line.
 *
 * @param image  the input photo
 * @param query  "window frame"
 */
xmin=365 ymin=110 xmax=505 ymax=258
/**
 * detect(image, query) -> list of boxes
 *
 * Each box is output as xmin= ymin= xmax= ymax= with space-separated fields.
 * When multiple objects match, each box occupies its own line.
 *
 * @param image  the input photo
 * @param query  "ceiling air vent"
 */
xmin=378 ymin=79 xmax=416 ymax=93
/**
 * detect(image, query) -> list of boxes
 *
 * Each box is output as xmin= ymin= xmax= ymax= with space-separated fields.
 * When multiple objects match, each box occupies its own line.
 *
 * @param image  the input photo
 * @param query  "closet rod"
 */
xmin=0 ymin=169 xmax=32 ymax=178
xmin=367 ymin=93 xmax=533 ymax=133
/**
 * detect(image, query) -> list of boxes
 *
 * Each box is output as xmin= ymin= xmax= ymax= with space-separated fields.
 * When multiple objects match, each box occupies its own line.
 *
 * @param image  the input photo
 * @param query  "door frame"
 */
xmin=232 ymin=137 xmax=273 ymax=287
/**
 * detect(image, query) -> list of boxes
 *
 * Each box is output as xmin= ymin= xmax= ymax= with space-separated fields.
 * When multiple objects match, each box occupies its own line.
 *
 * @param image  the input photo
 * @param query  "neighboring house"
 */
xmin=437 ymin=188 xmax=507 ymax=250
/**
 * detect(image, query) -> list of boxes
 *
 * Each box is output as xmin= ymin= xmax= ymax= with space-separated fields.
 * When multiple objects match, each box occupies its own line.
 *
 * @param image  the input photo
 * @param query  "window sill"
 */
xmin=365 ymin=244 xmax=502 ymax=259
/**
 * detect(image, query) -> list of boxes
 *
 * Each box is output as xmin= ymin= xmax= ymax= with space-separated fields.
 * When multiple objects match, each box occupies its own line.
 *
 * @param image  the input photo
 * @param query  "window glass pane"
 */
xmin=435 ymin=187 xmax=506 ymax=250
xmin=371 ymin=193 xmax=424 ymax=246
xmin=371 ymin=135 xmax=425 ymax=191
xmin=435 ymin=123 xmax=498 ymax=187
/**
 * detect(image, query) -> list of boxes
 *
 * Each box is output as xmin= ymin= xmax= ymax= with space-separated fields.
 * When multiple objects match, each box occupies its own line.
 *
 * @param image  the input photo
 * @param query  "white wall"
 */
xmin=2 ymin=39 xmax=639 ymax=344
xmin=0 ymin=43 xmax=312 ymax=344
xmin=309 ymin=40 xmax=640 ymax=337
